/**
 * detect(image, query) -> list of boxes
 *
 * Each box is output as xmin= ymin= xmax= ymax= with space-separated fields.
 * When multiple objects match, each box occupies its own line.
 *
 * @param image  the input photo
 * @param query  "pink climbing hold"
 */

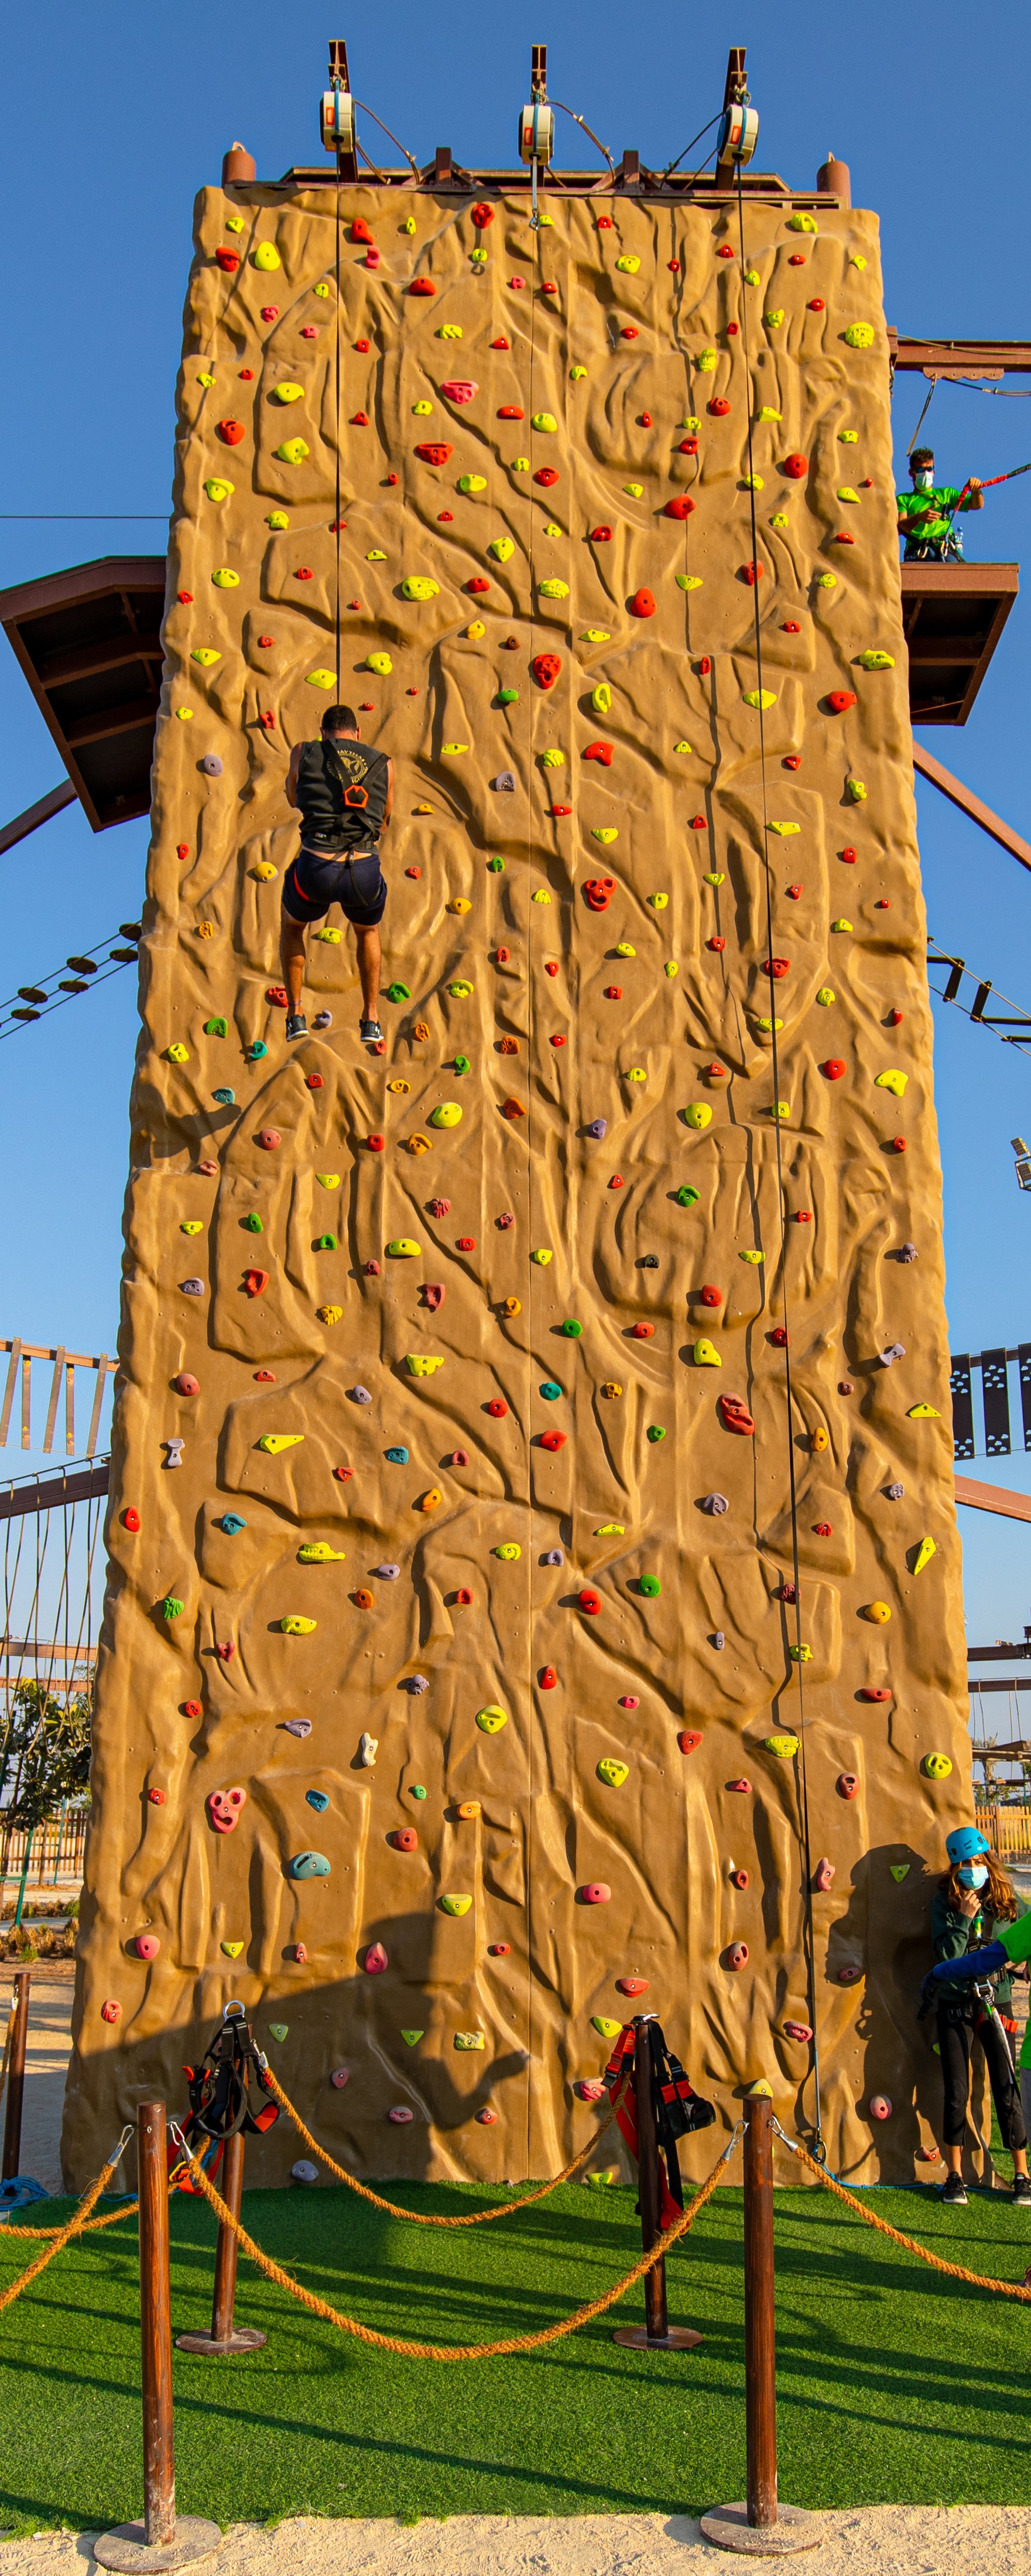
xmin=364 ymin=1942 xmax=389 ymax=1974
xmin=783 ymin=2020 xmax=814 ymax=2043
xmin=174 ymin=1372 xmax=200 ymax=1397
xmin=727 ymin=1778 xmax=752 ymax=1795
xmin=869 ymin=2096 xmax=892 ymax=2121
xmin=814 ymin=1858 xmax=835 ymax=1891
xmin=580 ymin=1883 xmax=611 ymax=1904
xmin=621 ymin=1696 xmax=640 ymax=1710
xmin=101 ymin=2000 xmax=122 ymax=2024
xmin=577 ymin=2079 xmax=606 ymax=2102
xmin=331 ymin=2069 xmax=351 ymax=2088
xmin=726 ymin=1943 xmax=749 ymax=1970
xmin=389 ymin=2106 xmax=414 ymax=2123
xmin=257 ymin=1129 xmax=281 ymax=1150
xmin=135 ymin=1934 xmax=160 ymax=1960
xmin=208 ymin=1786 xmax=246 ymax=1834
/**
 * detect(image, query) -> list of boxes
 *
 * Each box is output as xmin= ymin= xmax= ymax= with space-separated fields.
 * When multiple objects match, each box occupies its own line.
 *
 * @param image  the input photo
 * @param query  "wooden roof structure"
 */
xmin=0 ymin=555 xmax=167 ymax=832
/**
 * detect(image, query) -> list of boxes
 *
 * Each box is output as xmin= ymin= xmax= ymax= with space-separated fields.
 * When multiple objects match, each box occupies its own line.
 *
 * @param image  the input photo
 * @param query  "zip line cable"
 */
xmin=735 ymin=158 xmax=825 ymax=2164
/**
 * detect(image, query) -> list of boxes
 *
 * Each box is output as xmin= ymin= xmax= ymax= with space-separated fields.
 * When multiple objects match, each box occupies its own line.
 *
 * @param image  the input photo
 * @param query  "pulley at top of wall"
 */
xmin=518 ymin=42 xmax=554 ymax=226
xmin=321 ymin=35 xmax=357 ymax=169
xmin=715 ymin=94 xmax=759 ymax=166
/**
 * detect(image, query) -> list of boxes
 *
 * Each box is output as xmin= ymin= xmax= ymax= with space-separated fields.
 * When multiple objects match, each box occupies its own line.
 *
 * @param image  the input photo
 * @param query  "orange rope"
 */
xmin=265 ymin=2066 xmax=625 ymax=2223
xmin=1 ymin=2196 xmax=139 ymax=2241
xmin=173 ymin=2128 xmax=736 ymax=2358
xmin=0 ymin=2157 xmax=119 ymax=2312
xmin=783 ymin=2133 xmax=1031 ymax=2302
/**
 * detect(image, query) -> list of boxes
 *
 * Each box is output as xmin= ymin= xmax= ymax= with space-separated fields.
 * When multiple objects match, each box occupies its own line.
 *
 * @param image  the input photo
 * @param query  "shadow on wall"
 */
xmin=61 ymin=1905 xmax=612 ymax=2194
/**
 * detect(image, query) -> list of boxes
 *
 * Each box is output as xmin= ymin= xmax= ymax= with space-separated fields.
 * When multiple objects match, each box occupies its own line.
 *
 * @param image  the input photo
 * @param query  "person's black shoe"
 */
xmin=359 ymin=1017 xmax=384 ymax=1045
xmin=940 ymin=2172 xmax=968 ymax=2206
xmin=286 ymin=1013 xmax=307 ymax=1041
xmin=1012 ymin=2174 xmax=1031 ymax=2206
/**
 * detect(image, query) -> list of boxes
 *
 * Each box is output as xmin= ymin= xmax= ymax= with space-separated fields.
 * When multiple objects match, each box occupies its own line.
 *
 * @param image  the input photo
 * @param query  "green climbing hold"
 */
xmin=162 ymin=1595 xmax=184 ymax=1620
xmin=639 ymin=1574 xmax=662 ymax=1597
xmin=889 ymin=1864 xmax=910 ymax=1882
xmin=402 ymin=2030 xmax=424 ymax=2046
xmin=560 ymin=1320 xmax=583 ymax=1337
xmin=488 ymin=855 xmax=505 ymax=872
xmin=387 ymin=981 xmax=412 ymax=1003
xmin=314 ymin=1233 xmax=337 ymax=1251
xmin=646 ymin=1426 xmax=666 ymax=1443
xmin=243 ymin=1212 xmax=263 ymax=1233
xmin=496 ymin=688 xmax=519 ymax=705
xmin=268 ymin=2024 xmax=289 ymax=2043
xmin=676 ymin=1185 xmax=700 ymax=1208
xmin=204 ymin=1016 xmax=228 ymax=1036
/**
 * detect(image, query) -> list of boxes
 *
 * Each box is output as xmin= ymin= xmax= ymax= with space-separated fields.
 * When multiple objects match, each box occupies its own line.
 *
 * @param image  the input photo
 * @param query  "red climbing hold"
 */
xmin=583 ymin=877 xmax=615 ymax=911
xmin=783 ymin=454 xmax=809 ymax=479
xmin=700 ymin=1286 xmax=722 ymax=1307
xmin=498 ymin=404 xmax=524 ymax=419
xmin=888 ymin=1007 xmax=903 ymax=1026
xmin=859 ymin=1687 xmax=892 ymax=1703
xmin=415 ymin=443 xmax=453 ymax=465
xmin=488 ymin=1942 xmax=512 ymax=1955
xmin=664 ymin=496 xmax=696 ymax=520
xmin=788 ymin=252 xmax=806 ymax=266
xmin=486 ymin=1399 xmax=508 ymax=1419
xmin=617 ymin=1976 xmax=650 ymax=1996
xmin=531 ymin=652 xmax=561 ymax=689
xmin=581 ymin=1883 xmax=611 ymax=1904
xmin=813 ymin=1521 xmax=833 ymax=1537
xmin=550 ymin=1034 xmax=567 ymax=1048
xmin=707 ymin=936 xmax=726 ymax=953
xmin=177 ymin=843 xmax=190 ymax=860
xmin=822 ymin=1059 xmax=846 ymax=1081
xmin=631 ymin=1322 xmax=655 ymax=1339
xmin=628 ymin=589 xmax=656 ymax=618
xmin=717 ymin=244 xmax=735 ymax=259
xmin=502 ymin=1098 xmax=525 ymax=1119
xmin=727 ymin=322 xmax=739 ymax=336
xmin=834 ymin=531 xmax=855 ymax=545
xmin=456 ymin=1587 xmax=473 ymax=1605
xmin=351 ymin=412 xmax=369 ymax=427
xmin=679 ymin=436 xmax=699 ymax=456
xmin=392 ymin=1828 xmax=418 ymax=1853
xmin=457 ymin=1236 xmax=476 ymax=1251
xmin=679 ymin=1728 xmax=703 ymax=1755
xmin=215 ymin=247 xmax=241 ymax=273
xmin=539 ymin=1666 xmax=558 ymax=1689
xmin=122 ymin=1508 xmax=141 ymax=1532
xmin=608 ymin=1175 xmax=624 ymax=1190
xmin=770 ymin=1326 xmax=790 ymax=1345
xmin=727 ymin=1779 xmax=752 ymax=1796
xmin=727 ymin=1943 xmax=749 ymax=1971
xmin=620 ymin=327 xmax=639 ymax=339
xmin=583 ymin=740 xmax=613 ymax=765
xmin=550 ymin=804 xmax=572 ymax=817
xmin=620 ymin=1696 xmax=640 ymax=1710
xmin=590 ymin=525 xmax=613 ymax=542
xmin=216 ymin=419 xmax=245 ymax=445
xmin=539 ymin=1433 xmax=566 ymax=1454
xmin=174 ymin=1372 xmax=200 ymax=1397
xmin=366 ymin=1134 xmax=385 ymax=1152
xmin=351 ymin=216 xmax=374 ymax=243
xmin=708 ymin=397 xmax=731 ymax=416
xmin=837 ymin=1774 xmax=859 ymax=1801
xmin=243 ymin=1269 xmax=269 ymax=1298
xmin=668 ymin=258 xmax=680 ymax=272
xmin=578 ymin=1590 xmax=601 ymax=1615
xmin=827 ymin=690 xmax=857 ymax=714
xmin=640 ymin=412 xmax=652 ymax=426
xmin=409 ymin=278 xmax=436 ymax=295
xmin=466 ymin=576 xmax=491 ymax=594
xmin=604 ymin=986 xmax=622 ymax=1000
xmin=786 ymin=884 xmax=802 ymax=900
xmin=471 ymin=202 xmax=494 ymax=227
xmin=364 ymin=1942 xmax=389 ymax=1973
xmin=535 ymin=466 xmax=560 ymax=487
xmin=491 ymin=336 xmax=510 ymax=350
xmin=266 ymin=984 xmax=288 ymax=1006
xmin=742 ymin=561 xmax=763 ymax=585
xmin=808 ymin=298 xmax=826 ymax=312
xmin=719 ymin=1394 xmax=755 ymax=1437
xmin=258 ymin=1127 xmax=281 ymax=1147
xmin=763 ymin=958 xmax=790 ymax=979
xmin=891 ymin=1137 xmax=907 ymax=1154
xmin=783 ymin=754 xmax=801 ymax=771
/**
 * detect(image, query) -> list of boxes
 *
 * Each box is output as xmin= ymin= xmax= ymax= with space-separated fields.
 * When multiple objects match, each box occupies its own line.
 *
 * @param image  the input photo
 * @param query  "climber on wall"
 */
xmin=896 ymin=446 xmax=984 ymax=562
xmin=280 ymin=702 xmax=393 ymax=1046
xmin=921 ymin=1825 xmax=1030 ymax=2207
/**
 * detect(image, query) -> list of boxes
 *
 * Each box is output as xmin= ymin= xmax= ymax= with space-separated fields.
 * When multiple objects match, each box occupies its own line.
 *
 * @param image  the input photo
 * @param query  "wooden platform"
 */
xmin=0 ymin=555 xmax=166 ymax=831
xmin=902 ymin=561 xmax=1018 ymax=725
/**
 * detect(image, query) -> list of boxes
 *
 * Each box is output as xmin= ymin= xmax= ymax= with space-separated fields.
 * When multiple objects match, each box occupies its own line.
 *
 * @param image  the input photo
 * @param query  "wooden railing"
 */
xmin=976 ymin=1802 xmax=1031 ymax=1857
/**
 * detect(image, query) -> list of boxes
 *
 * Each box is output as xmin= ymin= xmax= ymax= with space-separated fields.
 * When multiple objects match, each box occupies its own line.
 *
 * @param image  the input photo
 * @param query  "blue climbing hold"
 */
xmin=385 ymin=1446 xmax=409 ymax=1464
xmin=213 ymin=1088 xmax=235 ymax=1105
xmin=540 ymin=1381 xmax=563 ymax=1401
xmin=288 ymin=1851 xmax=330 ymax=1879
xmin=306 ymin=1789 xmax=330 ymax=1812
xmin=220 ymin=1513 xmax=247 ymax=1535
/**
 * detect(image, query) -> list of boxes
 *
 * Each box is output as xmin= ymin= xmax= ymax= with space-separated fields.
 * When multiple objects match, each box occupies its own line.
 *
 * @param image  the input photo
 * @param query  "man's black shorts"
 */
xmin=282 ymin=848 xmax=388 ymax=928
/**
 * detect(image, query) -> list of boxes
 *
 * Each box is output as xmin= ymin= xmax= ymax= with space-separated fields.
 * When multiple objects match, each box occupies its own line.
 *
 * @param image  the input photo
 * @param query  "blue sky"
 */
xmin=2 ymin=0 xmax=1030 ymax=1673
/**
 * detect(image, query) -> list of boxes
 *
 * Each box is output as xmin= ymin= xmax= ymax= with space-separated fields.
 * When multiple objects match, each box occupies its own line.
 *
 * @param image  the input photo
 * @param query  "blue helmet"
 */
xmin=946 ymin=1825 xmax=990 ymax=1864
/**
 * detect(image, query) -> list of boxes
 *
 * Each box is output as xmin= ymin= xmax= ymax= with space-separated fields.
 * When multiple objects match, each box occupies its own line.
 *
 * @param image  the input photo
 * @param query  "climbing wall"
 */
xmin=64 ymin=173 xmax=972 ymax=2191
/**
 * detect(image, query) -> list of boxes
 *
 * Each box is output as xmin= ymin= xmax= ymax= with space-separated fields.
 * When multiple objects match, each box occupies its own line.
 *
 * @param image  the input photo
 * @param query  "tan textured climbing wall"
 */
xmin=64 ymin=177 xmax=972 ymax=2192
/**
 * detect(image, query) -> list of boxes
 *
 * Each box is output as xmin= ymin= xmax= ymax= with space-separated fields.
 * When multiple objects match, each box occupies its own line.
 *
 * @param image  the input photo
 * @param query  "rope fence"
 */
xmin=773 ymin=2123 xmax=1031 ymax=2303
xmin=264 ymin=2065 xmax=625 ymax=2224
xmin=0 ymin=2140 xmax=131 ymax=2313
xmin=166 ymin=2119 xmax=740 ymax=2358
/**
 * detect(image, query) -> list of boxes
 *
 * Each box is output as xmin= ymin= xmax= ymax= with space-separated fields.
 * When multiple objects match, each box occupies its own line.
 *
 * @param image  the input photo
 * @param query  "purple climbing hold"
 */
xmin=587 ymin=1119 xmax=607 ymax=1140
xmin=879 ymin=1343 xmax=906 ymax=1366
xmin=885 ymin=1481 xmax=905 ymax=1499
xmin=180 ymin=1277 xmax=205 ymax=1296
xmin=313 ymin=1010 xmax=333 ymax=1030
xmin=492 ymin=771 xmax=516 ymax=793
xmin=350 ymin=1386 xmax=372 ymax=1405
xmin=543 ymin=1547 xmax=564 ymax=1566
xmin=406 ymin=1675 xmax=429 ymax=1694
xmin=372 ymin=1563 xmax=400 ymax=1580
xmin=899 ymin=1242 xmax=918 ymax=1262
xmin=713 ymin=1630 xmax=725 ymax=1649
xmin=702 ymin=1493 xmax=729 ymax=1515
xmin=201 ymin=754 xmax=223 ymax=777
xmin=285 ymin=1718 xmax=313 ymax=1737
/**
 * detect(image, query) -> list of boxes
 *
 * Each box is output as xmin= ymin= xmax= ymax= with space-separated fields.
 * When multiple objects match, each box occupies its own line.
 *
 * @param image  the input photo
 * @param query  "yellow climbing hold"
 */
xmin=406 ymin=1355 xmax=445 ymax=1377
xmin=624 ymin=482 xmax=643 ymax=498
xmin=580 ymin=628 xmax=611 ymax=641
xmin=765 ymin=1733 xmax=800 ymax=1758
xmin=258 ymin=1434 xmax=304 ymax=1456
xmin=839 ymin=429 xmax=858 ymax=442
xmin=447 ymin=897 xmax=472 ymax=914
xmin=441 ymin=741 xmax=468 ymax=756
xmin=844 ymin=323 xmax=875 ymax=349
xmin=923 ymin=1752 xmax=953 ymax=1780
xmin=704 ymin=872 xmax=725 ymax=887
xmin=698 ymin=349 xmax=718 ymax=371
xmin=366 ymin=651 xmax=393 ymax=674
xmin=180 ymin=1221 xmax=203 ymax=1236
xmin=615 ymin=254 xmax=640 ymax=274
xmin=539 ymin=579 xmax=570 ymax=599
xmin=626 ymin=1068 xmax=647 ymax=1084
xmin=532 ymin=412 xmax=557 ymax=433
xmin=694 ymin=1338 xmax=722 ymax=1367
xmin=570 ymin=365 xmax=588 ymax=381
xmin=174 ymin=707 xmax=193 ymax=720
xmin=591 ymin=2016 xmax=622 ymax=2039
xmin=402 ymin=577 xmax=440 ymax=600
xmin=386 ymin=1239 xmax=422 ymax=1258
xmin=203 ymin=479 xmax=234 ymax=503
xmin=489 ymin=537 xmax=515 ymax=562
xmin=316 ymin=927 xmax=340 ymax=943
xmin=847 ymin=779 xmax=868 ymax=803
xmin=476 ymin=1704 xmax=508 ymax=1734
xmin=837 ymin=487 xmax=860 ymax=504
xmin=787 ymin=211 xmax=818 ymax=233
xmin=907 ymin=1403 xmax=940 ymax=1420
xmin=831 ymin=919 xmax=853 ymax=934
xmin=275 ymin=439 xmax=309 ymax=464
xmin=740 ymin=1249 xmax=765 ymax=1265
xmin=253 ymin=861 xmax=277 ymax=882
xmin=615 ymin=944 xmax=636 ymax=958
xmin=649 ymin=893 xmax=669 ymax=910
xmin=316 ymin=1173 xmax=340 ymax=1188
xmin=768 ymin=821 xmax=799 ymax=836
xmin=816 ymin=573 xmax=837 ymax=589
xmin=413 ymin=400 xmax=434 ymax=416
xmin=297 ymin=1543 xmax=346 ymax=1563
xmin=252 ymin=241 xmax=282 ymax=271
xmin=592 ymin=684 xmax=612 ymax=716
xmin=591 ymin=828 xmax=618 ymax=844
xmin=665 ymin=961 xmax=679 ymax=978
xmin=875 ymin=1070 xmax=907 ymax=1098
xmin=191 ymin=649 xmax=221 ymax=667
xmin=542 ymin=749 xmax=564 ymax=768
xmin=280 ymin=1615 xmax=317 ymax=1635
xmin=684 ymin=1103 xmax=713 ymax=1130
xmin=912 ymin=1537 xmax=936 ymax=1576
xmin=743 ymin=689 xmax=777 ymax=710
xmin=756 ymin=408 xmax=782 ymax=424
xmin=532 ymin=890 xmax=552 ymax=904
xmin=272 ymin=381 xmax=304 ymax=405
xmin=211 ymin=568 xmax=239 ymax=589
xmin=859 ymin=649 xmax=895 ymax=670
xmin=166 ymin=1043 xmax=190 ymax=1063
xmin=765 ymin=310 xmax=785 ymax=329
xmin=454 ymin=2029 xmax=484 ymax=2048
xmin=306 ymin=669 xmax=335 ymax=689
xmin=532 ymin=1249 xmax=553 ymax=1266
xmin=221 ymin=1942 xmax=244 ymax=1959
xmin=266 ymin=510 xmax=289 ymax=529
xmin=862 ymin=1601 xmax=892 ymax=1624
xmin=495 ymin=1542 xmax=521 ymax=1562
xmin=317 ymin=1305 xmax=342 ymax=1325
xmin=429 ymin=1103 xmax=462 ymax=1129
xmin=790 ymin=1644 xmax=813 ymax=1662
xmin=816 ymin=988 xmax=835 ymax=1006
xmin=675 ymin=575 xmax=703 ymax=591
xmin=742 ymin=474 xmax=765 ymax=491
xmin=440 ymin=1895 xmax=472 ymax=1916
xmin=597 ymin=1759 xmax=629 ymax=1787
xmin=674 ymin=740 xmax=694 ymax=756
xmin=457 ymin=474 xmax=487 ymax=494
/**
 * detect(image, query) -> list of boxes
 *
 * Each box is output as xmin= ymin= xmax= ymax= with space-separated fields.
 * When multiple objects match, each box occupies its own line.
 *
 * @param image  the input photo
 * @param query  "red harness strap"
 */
xmin=604 ymin=2025 xmax=681 ymax=2227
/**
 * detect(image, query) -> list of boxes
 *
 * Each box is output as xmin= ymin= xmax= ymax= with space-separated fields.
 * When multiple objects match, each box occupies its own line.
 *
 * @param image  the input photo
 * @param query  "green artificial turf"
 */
xmin=1 ymin=2175 xmax=1029 ymax=2536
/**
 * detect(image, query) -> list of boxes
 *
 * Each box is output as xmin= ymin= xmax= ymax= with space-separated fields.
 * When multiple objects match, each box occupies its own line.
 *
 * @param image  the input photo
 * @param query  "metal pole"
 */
xmin=744 ymin=2093 xmax=777 ymax=2527
xmin=1 ymin=1971 xmax=30 ymax=2179
xmin=176 ymin=2126 xmax=266 ymax=2358
xmin=700 ymin=2095 xmax=823 ymax=2554
xmin=612 ymin=2014 xmax=703 ymax=2352
xmin=139 ymin=2099 xmax=176 ymax=2550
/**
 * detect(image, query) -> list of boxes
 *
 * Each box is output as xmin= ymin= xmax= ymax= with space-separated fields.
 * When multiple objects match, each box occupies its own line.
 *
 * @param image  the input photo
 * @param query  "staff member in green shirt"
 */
xmin=896 ymin=446 xmax=984 ymax=561
xmin=923 ymin=1825 xmax=1030 ymax=2205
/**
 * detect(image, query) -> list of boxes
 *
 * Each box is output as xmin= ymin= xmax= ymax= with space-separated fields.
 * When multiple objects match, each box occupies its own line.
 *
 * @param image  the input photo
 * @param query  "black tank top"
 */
xmin=296 ymin=739 xmax=390 ymax=852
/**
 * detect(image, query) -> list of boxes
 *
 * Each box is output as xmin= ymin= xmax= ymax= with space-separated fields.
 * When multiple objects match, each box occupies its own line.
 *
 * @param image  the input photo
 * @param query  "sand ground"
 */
xmin=2 ymin=2507 xmax=1031 ymax=2575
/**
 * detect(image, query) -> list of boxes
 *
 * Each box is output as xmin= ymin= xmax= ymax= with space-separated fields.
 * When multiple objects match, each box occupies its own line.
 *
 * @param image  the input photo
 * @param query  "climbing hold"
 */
xmin=694 ymin=1340 xmax=722 ymax=1368
xmin=701 ymin=1493 xmax=729 ymax=1515
xmin=720 ymin=1395 xmax=755 ymax=1437
xmin=580 ymin=1884 xmax=611 ymax=1905
xmin=743 ymin=689 xmax=777 ymax=710
xmin=923 ymin=1751 xmax=953 ymax=1780
xmin=495 ymin=1543 xmax=521 ymax=1562
xmin=684 ymin=1103 xmax=713 ymax=1131
xmin=875 ymin=1069 xmax=907 ymax=1098
xmin=207 ymin=1786 xmax=246 ymax=1836
xmin=766 ymin=1733 xmax=799 ymax=1759
xmin=783 ymin=2021 xmax=813 ymax=2044
xmin=101 ymin=2001 xmax=122 ymax=2024
xmin=162 ymin=1595 xmax=184 ymax=1620
xmin=844 ymin=322 xmax=875 ymax=349
xmin=837 ymin=1774 xmax=859 ymax=1801
xmin=726 ymin=1945 xmax=749 ymax=1971
xmin=440 ymin=1894 xmax=472 ymax=1916
xmin=476 ymin=1702 xmax=509 ymax=1734
xmin=908 ymin=1403 xmax=940 ymax=1419
xmin=628 ymin=589 xmax=656 ymax=618
xmin=281 ymin=1616 xmax=317 ymax=1636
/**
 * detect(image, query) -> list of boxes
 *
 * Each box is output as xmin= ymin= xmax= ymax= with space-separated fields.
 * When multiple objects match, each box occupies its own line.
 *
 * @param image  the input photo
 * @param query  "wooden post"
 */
xmin=1 ymin=1971 xmax=30 ymax=2180
xmin=700 ymin=2096 xmax=822 ymax=2555
xmin=176 ymin=2127 xmax=266 ymax=2357
xmin=94 ymin=2101 xmax=222 ymax=2569
xmin=612 ymin=2014 xmax=703 ymax=2352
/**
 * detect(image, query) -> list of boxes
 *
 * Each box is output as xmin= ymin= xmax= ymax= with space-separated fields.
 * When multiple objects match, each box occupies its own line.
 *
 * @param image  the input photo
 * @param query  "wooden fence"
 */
xmin=976 ymin=1802 xmax=1031 ymax=1858
xmin=0 ymin=1808 xmax=88 ymax=1887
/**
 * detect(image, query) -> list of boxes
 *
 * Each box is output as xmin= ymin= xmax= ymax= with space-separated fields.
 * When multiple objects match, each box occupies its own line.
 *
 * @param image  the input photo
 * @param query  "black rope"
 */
xmin=335 ymin=164 xmax=342 ymax=699
xmin=735 ymin=161 xmax=825 ymax=2163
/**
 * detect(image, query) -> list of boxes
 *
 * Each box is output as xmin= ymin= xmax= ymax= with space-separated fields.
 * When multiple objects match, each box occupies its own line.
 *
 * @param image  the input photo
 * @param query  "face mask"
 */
xmin=914 ymin=469 xmax=933 ymax=490
xmin=958 ymin=1863 xmax=988 ymax=1890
